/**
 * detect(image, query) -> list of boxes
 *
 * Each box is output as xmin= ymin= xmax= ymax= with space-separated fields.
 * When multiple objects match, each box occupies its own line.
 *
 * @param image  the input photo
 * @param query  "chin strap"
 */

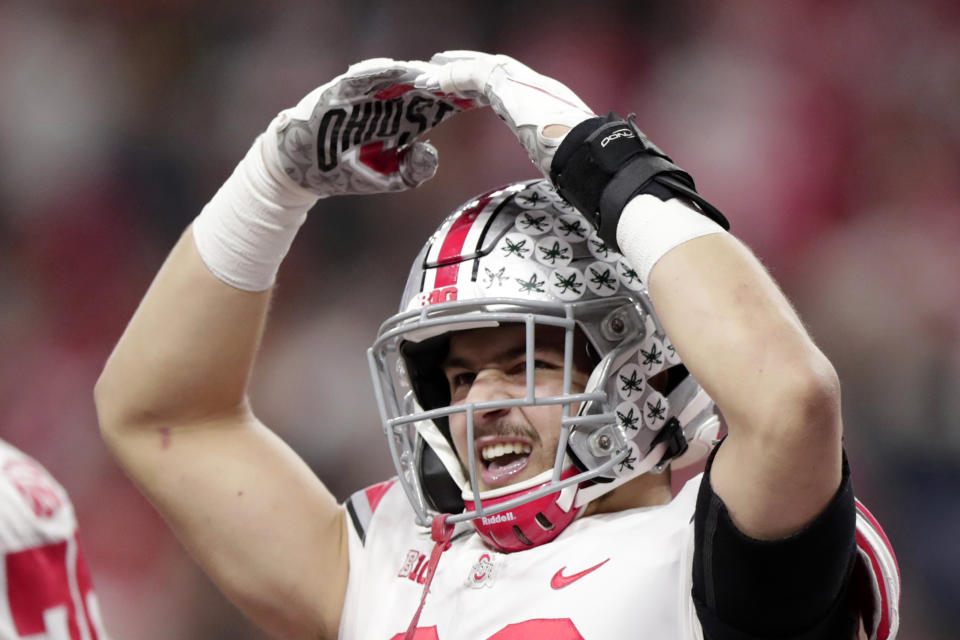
xmin=404 ymin=514 xmax=456 ymax=639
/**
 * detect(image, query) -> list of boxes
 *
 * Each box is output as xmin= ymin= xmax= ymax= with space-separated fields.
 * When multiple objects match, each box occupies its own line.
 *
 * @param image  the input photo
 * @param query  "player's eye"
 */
xmin=507 ymin=359 xmax=558 ymax=375
xmin=450 ymin=371 xmax=476 ymax=389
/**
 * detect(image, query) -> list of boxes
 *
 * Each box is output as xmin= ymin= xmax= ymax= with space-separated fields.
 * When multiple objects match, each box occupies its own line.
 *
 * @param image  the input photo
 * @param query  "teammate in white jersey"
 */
xmin=95 ymin=52 xmax=900 ymax=639
xmin=0 ymin=438 xmax=108 ymax=639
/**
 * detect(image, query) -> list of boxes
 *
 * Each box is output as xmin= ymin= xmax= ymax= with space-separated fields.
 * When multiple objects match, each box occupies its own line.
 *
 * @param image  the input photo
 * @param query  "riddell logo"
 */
xmin=481 ymin=512 xmax=515 ymax=525
xmin=600 ymin=128 xmax=635 ymax=147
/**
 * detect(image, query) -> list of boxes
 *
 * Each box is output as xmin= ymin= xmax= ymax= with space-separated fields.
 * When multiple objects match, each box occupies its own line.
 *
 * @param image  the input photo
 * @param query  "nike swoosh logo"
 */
xmin=550 ymin=558 xmax=610 ymax=589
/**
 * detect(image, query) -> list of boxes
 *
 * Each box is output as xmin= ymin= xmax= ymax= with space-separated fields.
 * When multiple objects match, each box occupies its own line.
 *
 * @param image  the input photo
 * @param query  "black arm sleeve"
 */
xmin=692 ymin=441 xmax=858 ymax=640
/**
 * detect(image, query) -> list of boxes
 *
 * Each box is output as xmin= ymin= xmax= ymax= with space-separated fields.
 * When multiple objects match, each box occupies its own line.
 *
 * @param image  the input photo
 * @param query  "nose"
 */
xmin=461 ymin=369 xmax=517 ymax=423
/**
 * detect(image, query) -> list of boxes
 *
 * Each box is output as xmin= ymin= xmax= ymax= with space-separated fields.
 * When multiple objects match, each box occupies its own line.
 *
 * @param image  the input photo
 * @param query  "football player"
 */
xmin=96 ymin=53 xmax=899 ymax=639
xmin=0 ymin=438 xmax=108 ymax=639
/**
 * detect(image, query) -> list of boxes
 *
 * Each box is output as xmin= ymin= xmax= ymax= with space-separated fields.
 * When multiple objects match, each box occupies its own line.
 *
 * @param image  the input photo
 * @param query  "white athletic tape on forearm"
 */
xmin=615 ymin=194 xmax=726 ymax=285
xmin=192 ymin=133 xmax=317 ymax=291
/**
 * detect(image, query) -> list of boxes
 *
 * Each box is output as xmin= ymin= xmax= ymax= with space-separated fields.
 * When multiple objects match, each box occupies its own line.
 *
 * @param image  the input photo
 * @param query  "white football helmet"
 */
xmin=368 ymin=179 xmax=721 ymax=552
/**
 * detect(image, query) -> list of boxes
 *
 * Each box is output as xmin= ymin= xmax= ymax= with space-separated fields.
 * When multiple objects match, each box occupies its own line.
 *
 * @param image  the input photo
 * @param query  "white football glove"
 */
xmin=267 ymin=57 xmax=477 ymax=198
xmin=414 ymin=50 xmax=595 ymax=176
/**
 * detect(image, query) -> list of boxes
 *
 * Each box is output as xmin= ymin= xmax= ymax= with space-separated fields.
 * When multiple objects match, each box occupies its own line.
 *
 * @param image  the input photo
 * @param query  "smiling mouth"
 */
xmin=477 ymin=441 xmax=533 ymax=487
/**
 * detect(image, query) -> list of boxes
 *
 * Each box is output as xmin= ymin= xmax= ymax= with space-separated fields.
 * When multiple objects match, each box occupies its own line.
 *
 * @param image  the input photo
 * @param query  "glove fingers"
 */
xmin=281 ymin=60 xmax=425 ymax=121
xmin=345 ymin=57 xmax=435 ymax=79
xmin=491 ymin=58 xmax=593 ymax=114
xmin=344 ymin=57 xmax=401 ymax=75
xmin=428 ymin=49 xmax=495 ymax=65
xmin=334 ymin=58 xmax=438 ymax=102
xmin=422 ymin=53 xmax=596 ymax=178
xmin=415 ymin=58 xmax=499 ymax=104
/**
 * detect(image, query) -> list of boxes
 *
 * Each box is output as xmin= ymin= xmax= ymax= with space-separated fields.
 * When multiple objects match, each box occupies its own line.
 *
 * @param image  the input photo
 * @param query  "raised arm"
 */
xmin=95 ymin=58 xmax=470 ymax=638
xmin=642 ymin=215 xmax=842 ymax=538
xmin=99 ymin=233 xmax=343 ymax=637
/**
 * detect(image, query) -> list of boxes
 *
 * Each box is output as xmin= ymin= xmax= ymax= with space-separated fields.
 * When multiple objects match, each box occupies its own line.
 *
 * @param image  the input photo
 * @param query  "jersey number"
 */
xmin=393 ymin=618 xmax=583 ymax=640
xmin=5 ymin=539 xmax=101 ymax=639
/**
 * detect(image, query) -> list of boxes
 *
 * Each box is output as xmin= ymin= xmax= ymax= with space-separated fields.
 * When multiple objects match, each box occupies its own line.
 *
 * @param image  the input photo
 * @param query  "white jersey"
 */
xmin=340 ymin=477 xmax=704 ymax=640
xmin=340 ymin=476 xmax=900 ymax=640
xmin=0 ymin=440 xmax=106 ymax=640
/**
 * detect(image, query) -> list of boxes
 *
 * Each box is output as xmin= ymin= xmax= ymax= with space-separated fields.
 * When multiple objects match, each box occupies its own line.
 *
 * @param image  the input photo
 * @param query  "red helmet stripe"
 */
xmin=434 ymin=195 xmax=492 ymax=287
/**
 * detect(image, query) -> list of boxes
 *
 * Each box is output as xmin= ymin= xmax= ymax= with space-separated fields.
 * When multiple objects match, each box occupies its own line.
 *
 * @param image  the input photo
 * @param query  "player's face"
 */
xmin=443 ymin=324 xmax=590 ymax=492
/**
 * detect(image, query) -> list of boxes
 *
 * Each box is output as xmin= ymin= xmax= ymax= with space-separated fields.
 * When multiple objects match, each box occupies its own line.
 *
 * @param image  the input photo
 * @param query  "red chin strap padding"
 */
xmin=464 ymin=468 xmax=582 ymax=553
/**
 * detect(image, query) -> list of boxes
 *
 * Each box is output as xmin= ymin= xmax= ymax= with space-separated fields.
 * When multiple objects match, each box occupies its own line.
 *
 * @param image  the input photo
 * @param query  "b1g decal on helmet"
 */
xmin=369 ymin=178 xmax=721 ymax=553
xmin=411 ymin=285 xmax=460 ymax=308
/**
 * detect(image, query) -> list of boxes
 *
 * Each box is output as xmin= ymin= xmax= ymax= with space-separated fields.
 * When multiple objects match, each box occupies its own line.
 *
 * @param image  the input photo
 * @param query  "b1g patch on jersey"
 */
xmin=465 ymin=552 xmax=498 ymax=589
xmin=398 ymin=548 xmax=431 ymax=585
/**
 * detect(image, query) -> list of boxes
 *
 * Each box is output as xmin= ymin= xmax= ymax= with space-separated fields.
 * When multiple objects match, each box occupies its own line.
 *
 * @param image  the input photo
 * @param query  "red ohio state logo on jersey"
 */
xmin=465 ymin=552 xmax=497 ymax=589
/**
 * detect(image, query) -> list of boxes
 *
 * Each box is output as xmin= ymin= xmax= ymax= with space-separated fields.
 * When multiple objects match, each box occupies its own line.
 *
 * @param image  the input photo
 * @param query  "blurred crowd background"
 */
xmin=1 ymin=0 xmax=957 ymax=637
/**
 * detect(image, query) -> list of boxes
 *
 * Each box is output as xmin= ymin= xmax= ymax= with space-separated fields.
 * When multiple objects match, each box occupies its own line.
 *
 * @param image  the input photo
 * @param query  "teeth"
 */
xmin=481 ymin=442 xmax=532 ymax=461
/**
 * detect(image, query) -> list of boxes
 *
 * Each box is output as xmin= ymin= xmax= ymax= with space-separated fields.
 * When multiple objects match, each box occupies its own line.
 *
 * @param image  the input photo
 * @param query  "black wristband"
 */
xmin=549 ymin=112 xmax=729 ymax=251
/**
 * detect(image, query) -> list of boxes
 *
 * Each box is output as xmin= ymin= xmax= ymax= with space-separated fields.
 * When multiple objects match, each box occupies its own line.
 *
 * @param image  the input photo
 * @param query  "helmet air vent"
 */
xmin=512 ymin=525 xmax=535 ymax=546
xmin=535 ymin=512 xmax=555 ymax=531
